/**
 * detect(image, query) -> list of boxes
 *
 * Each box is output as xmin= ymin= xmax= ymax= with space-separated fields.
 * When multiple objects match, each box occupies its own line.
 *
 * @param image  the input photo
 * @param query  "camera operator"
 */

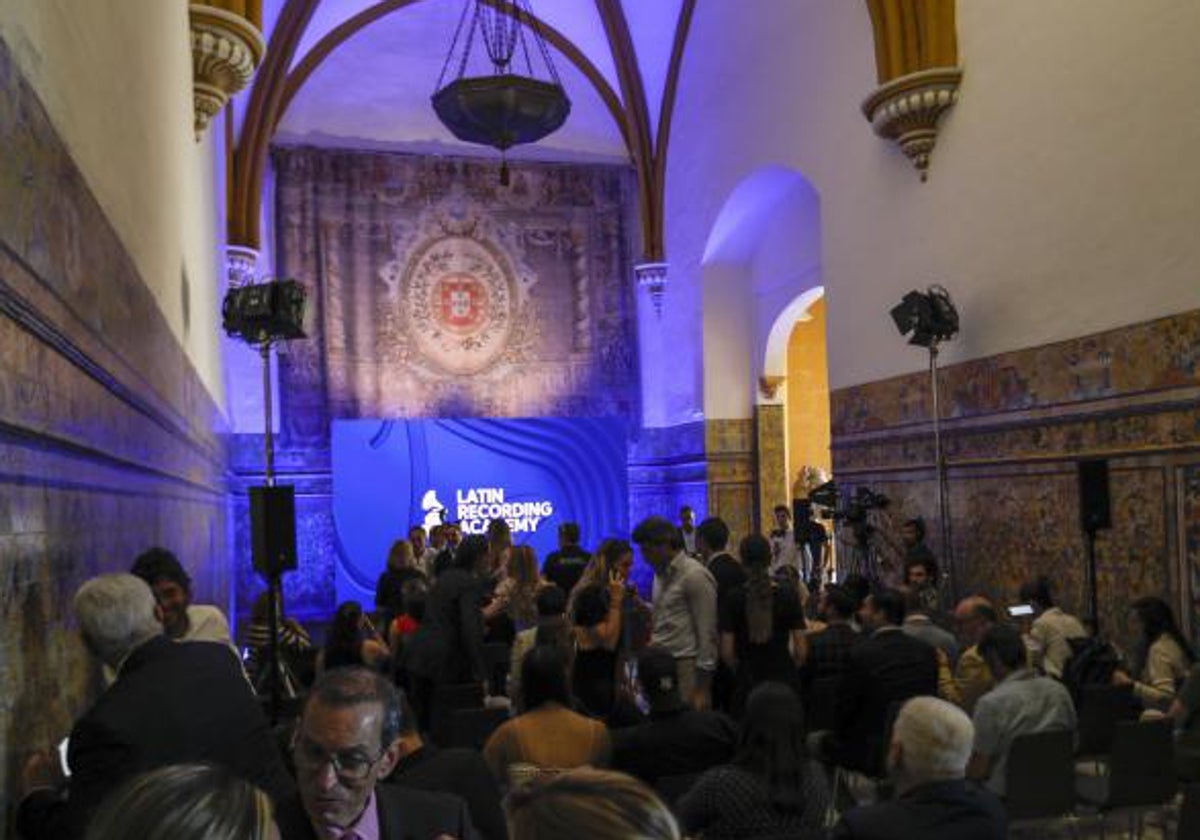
xmin=901 ymin=518 xmax=941 ymax=616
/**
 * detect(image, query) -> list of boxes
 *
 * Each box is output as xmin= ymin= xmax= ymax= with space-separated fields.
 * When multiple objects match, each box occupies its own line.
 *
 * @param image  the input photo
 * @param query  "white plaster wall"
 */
xmin=665 ymin=0 xmax=1200 ymax=393
xmin=701 ymin=261 xmax=755 ymax=420
xmin=0 ymin=0 xmax=226 ymax=402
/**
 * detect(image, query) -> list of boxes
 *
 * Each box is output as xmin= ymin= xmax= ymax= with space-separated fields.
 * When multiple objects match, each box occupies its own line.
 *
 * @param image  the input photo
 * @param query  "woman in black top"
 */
xmin=402 ymin=535 xmax=489 ymax=730
xmin=719 ymin=534 xmax=807 ymax=715
xmin=678 ymin=682 xmax=828 ymax=839
xmin=571 ymin=582 xmax=623 ymax=719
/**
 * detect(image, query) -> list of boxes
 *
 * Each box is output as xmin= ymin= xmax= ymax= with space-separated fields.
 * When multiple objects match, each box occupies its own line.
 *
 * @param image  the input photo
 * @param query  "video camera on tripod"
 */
xmin=809 ymin=480 xmax=890 ymax=528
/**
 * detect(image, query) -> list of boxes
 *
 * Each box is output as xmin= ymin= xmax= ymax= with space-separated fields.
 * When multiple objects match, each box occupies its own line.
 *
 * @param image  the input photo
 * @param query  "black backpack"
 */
xmin=1060 ymin=634 xmax=1120 ymax=707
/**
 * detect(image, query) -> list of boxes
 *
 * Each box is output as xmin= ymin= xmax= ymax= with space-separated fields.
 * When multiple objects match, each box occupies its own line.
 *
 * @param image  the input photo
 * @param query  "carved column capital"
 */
xmin=862 ymin=67 xmax=963 ymax=181
xmin=758 ymin=375 xmax=786 ymax=401
xmin=634 ymin=262 xmax=669 ymax=318
xmin=190 ymin=4 xmax=266 ymax=139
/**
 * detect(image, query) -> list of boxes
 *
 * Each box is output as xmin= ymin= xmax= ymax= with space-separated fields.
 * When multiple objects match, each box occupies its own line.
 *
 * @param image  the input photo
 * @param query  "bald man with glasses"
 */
xmin=276 ymin=667 xmax=478 ymax=840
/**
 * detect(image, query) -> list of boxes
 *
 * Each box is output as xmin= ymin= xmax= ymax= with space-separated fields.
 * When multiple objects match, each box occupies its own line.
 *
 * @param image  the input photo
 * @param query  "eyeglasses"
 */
xmin=292 ymin=736 xmax=385 ymax=783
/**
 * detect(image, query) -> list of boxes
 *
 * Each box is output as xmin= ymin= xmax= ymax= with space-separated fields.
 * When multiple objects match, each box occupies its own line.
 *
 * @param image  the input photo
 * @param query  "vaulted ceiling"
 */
xmin=231 ymin=0 xmax=697 ymax=258
xmin=253 ymin=0 xmax=687 ymax=161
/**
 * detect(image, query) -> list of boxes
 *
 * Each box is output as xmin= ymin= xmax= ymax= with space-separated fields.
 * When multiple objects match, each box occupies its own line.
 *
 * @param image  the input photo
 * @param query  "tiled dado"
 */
xmin=755 ymin=404 xmax=788 ymax=525
xmin=831 ymin=308 xmax=1200 ymax=646
xmin=0 ymin=36 xmax=228 ymax=824
xmin=705 ymin=418 xmax=756 ymax=547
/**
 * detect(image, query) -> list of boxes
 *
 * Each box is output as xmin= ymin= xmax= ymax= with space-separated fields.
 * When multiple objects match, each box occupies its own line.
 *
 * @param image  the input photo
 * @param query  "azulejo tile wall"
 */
xmin=0 ymin=38 xmax=228 ymax=823
xmin=831 ymin=309 xmax=1200 ymax=646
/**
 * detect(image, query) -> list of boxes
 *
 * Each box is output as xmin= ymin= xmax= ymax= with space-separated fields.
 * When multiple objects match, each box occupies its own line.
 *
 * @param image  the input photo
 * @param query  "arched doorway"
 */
xmin=700 ymin=165 xmax=824 ymax=537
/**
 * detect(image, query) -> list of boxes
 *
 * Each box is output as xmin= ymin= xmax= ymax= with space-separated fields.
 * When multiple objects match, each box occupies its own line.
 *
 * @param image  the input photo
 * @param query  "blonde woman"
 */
xmin=486 ymin=545 xmax=544 ymax=631
xmin=84 ymin=764 xmax=277 ymax=840
xmin=507 ymin=767 xmax=680 ymax=840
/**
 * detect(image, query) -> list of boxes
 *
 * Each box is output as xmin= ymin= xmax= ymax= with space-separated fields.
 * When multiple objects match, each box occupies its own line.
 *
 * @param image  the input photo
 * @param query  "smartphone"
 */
xmin=1007 ymin=604 xmax=1035 ymax=618
xmin=58 ymin=736 xmax=71 ymax=777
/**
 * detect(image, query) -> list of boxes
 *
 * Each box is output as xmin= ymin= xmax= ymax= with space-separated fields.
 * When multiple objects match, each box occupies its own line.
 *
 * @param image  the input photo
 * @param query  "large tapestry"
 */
xmin=239 ymin=148 xmax=640 ymax=618
xmin=273 ymin=147 xmax=640 ymax=442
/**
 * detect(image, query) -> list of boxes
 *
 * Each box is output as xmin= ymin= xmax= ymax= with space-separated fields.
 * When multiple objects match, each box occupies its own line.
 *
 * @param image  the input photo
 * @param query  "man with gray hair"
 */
xmin=834 ymin=696 xmax=1006 ymax=839
xmin=275 ymin=666 xmax=478 ymax=839
xmin=17 ymin=573 xmax=293 ymax=840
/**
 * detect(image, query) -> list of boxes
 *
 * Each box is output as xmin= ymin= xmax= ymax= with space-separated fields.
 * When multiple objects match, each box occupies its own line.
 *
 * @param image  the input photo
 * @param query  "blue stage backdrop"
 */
xmin=332 ymin=417 xmax=629 ymax=606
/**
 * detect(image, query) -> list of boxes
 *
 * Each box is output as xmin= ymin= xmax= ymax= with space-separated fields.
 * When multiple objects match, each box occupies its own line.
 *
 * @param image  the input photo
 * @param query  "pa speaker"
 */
xmin=250 ymin=485 xmax=297 ymax=577
xmin=1077 ymin=460 xmax=1111 ymax=533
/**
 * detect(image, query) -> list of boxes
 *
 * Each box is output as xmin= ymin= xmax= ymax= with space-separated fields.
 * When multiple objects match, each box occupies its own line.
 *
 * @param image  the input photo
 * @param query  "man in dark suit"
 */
xmin=817 ymin=588 xmax=939 ymax=777
xmin=276 ymin=666 xmax=478 ymax=840
xmin=384 ymin=693 xmax=507 ymax=840
xmin=834 ymin=696 xmax=1005 ymax=839
xmin=17 ymin=574 xmax=294 ymax=840
xmin=696 ymin=517 xmax=745 ymax=712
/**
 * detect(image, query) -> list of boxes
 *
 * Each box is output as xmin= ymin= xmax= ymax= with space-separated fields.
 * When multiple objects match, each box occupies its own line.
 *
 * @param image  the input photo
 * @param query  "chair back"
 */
xmin=430 ymin=682 xmax=485 ymax=746
xmin=655 ymin=772 xmax=701 ymax=809
xmin=806 ymin=677 xmax=840 ymax=733
xmin=1177 ymin=783 xmax=1200 ymax=839
xmin=482 ymin=642 xmax=511 ymax=696
xmin=1075 ymin=684 xmax=1135 ymax=757
xmin=1005 ymin=728 xmax=1076 ymax=820
xmin=448 ymin=706 xmax=509 ymax=750
xmin=1106 ymin=719 xmax=1176 ymax=809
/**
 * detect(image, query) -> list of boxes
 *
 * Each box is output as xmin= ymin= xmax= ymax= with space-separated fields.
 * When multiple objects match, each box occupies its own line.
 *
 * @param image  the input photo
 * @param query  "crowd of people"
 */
xmin=15 ymin=508 xmax=1200 ymax=839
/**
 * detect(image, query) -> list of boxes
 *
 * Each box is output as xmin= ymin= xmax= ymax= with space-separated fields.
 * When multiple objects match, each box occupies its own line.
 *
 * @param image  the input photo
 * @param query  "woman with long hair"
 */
xmin=317 ymin=600 xmax=389 ymax=675
xmin=718 ymin=534 xmax=807 ymax=714
xmin=484 ymin=644 xmax=611 ymax=789
xmin=570 ymin=539 xmax=651 ymax=653
xmin=375 ymin=539 xmax=426 ymax=626
xmin=486 ymin=544 xmax=543 ymax=632
xmin=85 ymin=764 xmax=276 ymax=840
xmin=570 ymin=579 xmax=626 ymax=721
xmin=1114 ymin=595 xmax=1196 ymax=712
xmin=677 ymin=682 xmax=828 ymax=839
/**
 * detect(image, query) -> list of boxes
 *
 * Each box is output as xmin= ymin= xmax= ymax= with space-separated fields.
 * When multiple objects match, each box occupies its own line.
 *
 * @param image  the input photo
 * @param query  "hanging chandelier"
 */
xmin=432 ymin=0 xmax=571 ymax=184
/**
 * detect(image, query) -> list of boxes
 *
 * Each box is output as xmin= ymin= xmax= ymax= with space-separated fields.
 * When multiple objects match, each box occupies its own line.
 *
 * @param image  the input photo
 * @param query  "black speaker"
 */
xmin=250 ymin=485 xmax=297 ymax=577
xmin=1077 ymin=460 xmax=1111 ymax=533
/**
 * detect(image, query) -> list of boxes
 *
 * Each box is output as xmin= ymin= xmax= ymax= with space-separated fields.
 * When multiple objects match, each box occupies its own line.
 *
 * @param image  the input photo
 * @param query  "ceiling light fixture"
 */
xmin=432 ymin=0 xmax=571 ymax=185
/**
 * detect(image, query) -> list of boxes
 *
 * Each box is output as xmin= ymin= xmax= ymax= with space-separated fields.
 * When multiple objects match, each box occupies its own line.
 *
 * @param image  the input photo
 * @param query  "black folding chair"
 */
xmin=1175 ymin=783 xmax=1200 ymax=839
xmin=447 ymin=706 xmax=509 ymax=750
xmin=1077 ymin=719 xmax=1177 ymax=838
xmin=805 ymin=676 xmax=839 ymax=734
xmin=482 ymin=642 xmax=511 ymax=697
xmin=1005 ymin=728 xmax=1080 ymax=837
xmin=1075 ymin=684 xmax=1136 ymax=764
xmin=430 ymin=682 xmax=485 ymax=746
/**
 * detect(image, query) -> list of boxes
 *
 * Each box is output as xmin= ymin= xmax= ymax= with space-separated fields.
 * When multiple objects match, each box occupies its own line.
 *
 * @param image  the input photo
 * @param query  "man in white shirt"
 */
xmin=768 ymin=504 xmax=800 ymax=575
xmin=634 ymin=515 xmax=718 ymax=710
xmin=130 ymin=547 xmax=234 ymax=648
xmin=1018 ymin=577 xmax=1087 ymax=678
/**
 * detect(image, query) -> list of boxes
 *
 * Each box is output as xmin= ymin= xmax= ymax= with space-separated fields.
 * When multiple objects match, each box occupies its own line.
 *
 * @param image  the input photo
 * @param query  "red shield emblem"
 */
xmin=435 ymin=275 xmax=488 ymax=333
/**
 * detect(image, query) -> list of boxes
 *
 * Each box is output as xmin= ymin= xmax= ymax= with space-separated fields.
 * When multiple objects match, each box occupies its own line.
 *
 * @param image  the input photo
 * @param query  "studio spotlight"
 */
xmin=221 ymin=279 xmax=307 ymax=345
xmin=889 ymin=284 xmax=960 ymax=600
xmin=890 ymin=285 xmax=959 ymax=347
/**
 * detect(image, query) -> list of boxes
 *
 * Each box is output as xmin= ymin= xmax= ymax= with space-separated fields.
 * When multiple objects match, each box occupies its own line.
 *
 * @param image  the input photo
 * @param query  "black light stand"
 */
xmin=223 ymin=278 xmax=306 ymax=725
xmin=891 ymin=286 xmax=960 ymax=602
xmin=927 ymin=341 xmax=955 ymax=603
xmin=260 ymin=340 xmax=282 ymax=725
xmin=1077 ymin=459 xmax=1111 ymax=633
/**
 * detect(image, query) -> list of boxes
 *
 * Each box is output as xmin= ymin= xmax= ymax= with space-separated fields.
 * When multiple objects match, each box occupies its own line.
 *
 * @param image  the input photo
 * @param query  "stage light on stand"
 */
xmin=892 ymin=285 xmax=959 ymax=601
xmin=221 ymin=277 xmax=307 ymax=724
